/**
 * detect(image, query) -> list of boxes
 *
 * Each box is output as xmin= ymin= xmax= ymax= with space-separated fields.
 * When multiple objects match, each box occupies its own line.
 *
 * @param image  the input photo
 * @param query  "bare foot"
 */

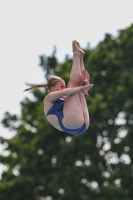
xmin=81 ymin=70 xmax=93 ymax=95
xmin=82 ymin=70 xmax=90 ymax=85
xmin=72 ymin=40 xmax=85 ymax=57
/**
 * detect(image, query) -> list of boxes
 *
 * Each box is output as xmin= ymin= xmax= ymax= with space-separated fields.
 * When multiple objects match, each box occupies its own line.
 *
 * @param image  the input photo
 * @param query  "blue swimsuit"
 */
xmin=46 ymin=98 xmax=86 ymax=134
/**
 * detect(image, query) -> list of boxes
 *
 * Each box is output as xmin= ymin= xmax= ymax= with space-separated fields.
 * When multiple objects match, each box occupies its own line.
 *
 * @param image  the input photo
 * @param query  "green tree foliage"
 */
xmin=0 ymin=24 xmax=133 ymax=200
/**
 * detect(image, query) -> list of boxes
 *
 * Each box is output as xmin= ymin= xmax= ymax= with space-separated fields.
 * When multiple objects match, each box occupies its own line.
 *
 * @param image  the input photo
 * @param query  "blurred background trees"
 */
xmin=0 ymin=24 xmax=133 ymax=200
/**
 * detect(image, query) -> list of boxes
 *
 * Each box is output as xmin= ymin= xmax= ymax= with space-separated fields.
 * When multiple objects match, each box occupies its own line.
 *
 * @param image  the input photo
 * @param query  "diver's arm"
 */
xmin=45 ymin=84 xmax=93 ymax=102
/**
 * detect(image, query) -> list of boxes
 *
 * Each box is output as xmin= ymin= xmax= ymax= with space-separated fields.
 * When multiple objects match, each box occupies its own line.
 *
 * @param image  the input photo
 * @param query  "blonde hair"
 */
xmin=23 ymin=76 xmax=63 ymax=92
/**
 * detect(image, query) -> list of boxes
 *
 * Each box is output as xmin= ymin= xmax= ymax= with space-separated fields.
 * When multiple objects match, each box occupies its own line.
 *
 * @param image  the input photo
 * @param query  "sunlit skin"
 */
xmin=44 ymin=40 xmax=94 ymax=132
xmin=50 ymin=81 xmax=66 ymax=92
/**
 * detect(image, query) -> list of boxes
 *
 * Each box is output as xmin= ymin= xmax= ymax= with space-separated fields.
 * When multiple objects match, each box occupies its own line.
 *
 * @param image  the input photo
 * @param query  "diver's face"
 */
xmin=51 ymin=81 xmax=66 ymax=92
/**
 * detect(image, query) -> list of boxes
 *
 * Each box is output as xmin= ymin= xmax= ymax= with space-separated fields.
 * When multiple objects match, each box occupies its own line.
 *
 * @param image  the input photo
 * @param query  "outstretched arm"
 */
xmin=45 ymin=84 xmax=93 ymax=102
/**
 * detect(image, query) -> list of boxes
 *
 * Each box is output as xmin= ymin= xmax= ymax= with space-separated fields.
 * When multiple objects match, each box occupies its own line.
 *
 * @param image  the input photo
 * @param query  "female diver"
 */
xmin=24 ymin=40 xmax=94 ymax=134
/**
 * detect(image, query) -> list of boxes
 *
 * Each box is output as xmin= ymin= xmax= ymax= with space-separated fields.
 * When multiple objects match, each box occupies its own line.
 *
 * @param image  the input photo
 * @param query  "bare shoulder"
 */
xmin=43 ymin=94 xmax=53 ymax=106
xmin=43 ymin=95 xmax=55 ymax=115
xmin=44 ymin=94 xmax=49 ymax=102
xmin=44 ymin=90 xmax=65 ymax=102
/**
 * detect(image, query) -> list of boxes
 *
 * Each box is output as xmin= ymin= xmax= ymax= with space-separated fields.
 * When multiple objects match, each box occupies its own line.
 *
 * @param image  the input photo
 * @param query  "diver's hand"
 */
xmin=80 ymin=84 xmax=94 ymax=96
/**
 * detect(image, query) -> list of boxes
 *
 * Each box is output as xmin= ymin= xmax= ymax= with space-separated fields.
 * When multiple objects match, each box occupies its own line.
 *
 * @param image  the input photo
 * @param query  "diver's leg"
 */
xmin=62 ymin=41 xmax=85 ymax=129
xmin=63 ymin=41 xmax=92 ymax=129
xmin=67 ymin=40 xmax=85 ymax=87
xmin=78 ymin=70 xmax=91 ymax=129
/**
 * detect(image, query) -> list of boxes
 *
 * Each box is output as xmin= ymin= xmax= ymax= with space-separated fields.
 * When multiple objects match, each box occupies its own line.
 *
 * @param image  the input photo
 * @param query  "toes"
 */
xmin=77 ymin=42 xmax=80 ymax=48
xmin=72 ymin=40 xmax=76 ymax=45
xmin=72 ymin=40 xmax=76 ymax=43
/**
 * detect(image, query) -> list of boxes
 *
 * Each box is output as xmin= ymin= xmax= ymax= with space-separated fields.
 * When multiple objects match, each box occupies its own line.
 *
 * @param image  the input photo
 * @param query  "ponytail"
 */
xmin=23 ymin=83 xmax=47 ymax=92
xmin=23 ymin=75 xmax=63 ymax=92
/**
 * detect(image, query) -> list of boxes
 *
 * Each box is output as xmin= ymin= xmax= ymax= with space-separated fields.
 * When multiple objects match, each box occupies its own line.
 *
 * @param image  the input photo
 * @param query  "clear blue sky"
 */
xmin=0 ymin=0 xmax=133 ymax=140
